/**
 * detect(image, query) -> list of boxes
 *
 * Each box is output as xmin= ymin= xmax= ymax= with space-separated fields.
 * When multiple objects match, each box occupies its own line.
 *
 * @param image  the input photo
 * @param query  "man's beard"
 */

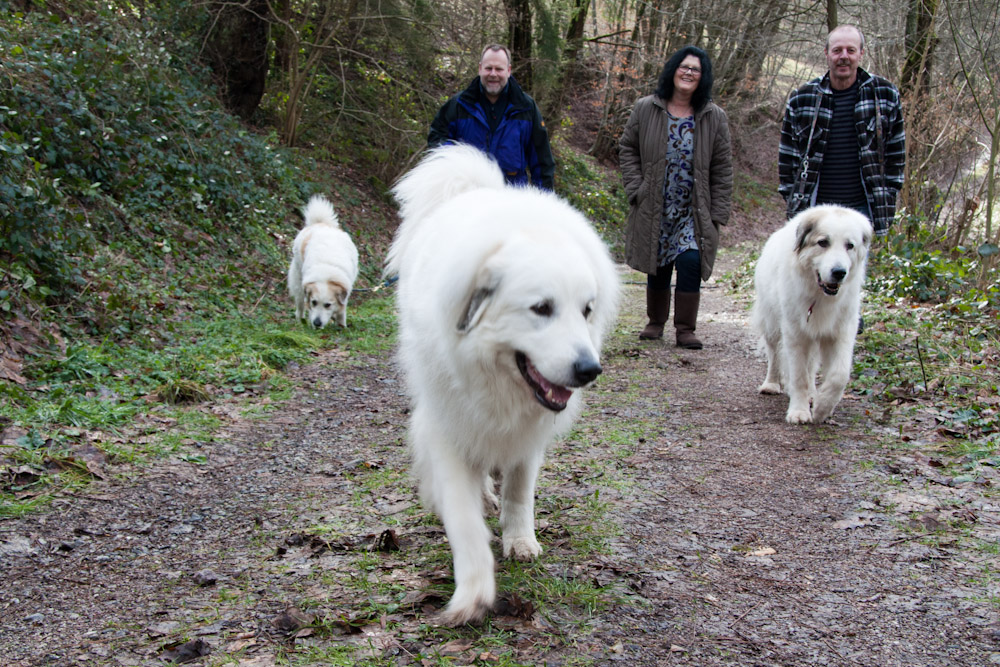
xmin=484 ymin=80 xmax=505 ymax=96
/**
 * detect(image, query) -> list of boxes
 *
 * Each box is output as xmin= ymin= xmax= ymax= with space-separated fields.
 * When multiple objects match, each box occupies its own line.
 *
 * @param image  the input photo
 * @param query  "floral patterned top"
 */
xmin=658 ymin=112 xmax=697 ymax=266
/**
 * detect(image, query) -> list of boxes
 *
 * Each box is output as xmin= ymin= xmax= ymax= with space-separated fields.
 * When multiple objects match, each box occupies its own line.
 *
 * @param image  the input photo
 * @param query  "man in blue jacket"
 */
xmin=428 ymin=45 xmax=555 ymax=190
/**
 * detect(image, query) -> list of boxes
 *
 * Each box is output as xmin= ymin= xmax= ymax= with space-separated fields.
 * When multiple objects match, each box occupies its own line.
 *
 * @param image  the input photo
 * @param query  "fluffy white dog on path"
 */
xmin=752 ymin=204 xmax=872 ymax=424
xmin=287 ymin=194 xmax=358 ymax=328
xmin=385 ymin=144 xmax=620 ymax=625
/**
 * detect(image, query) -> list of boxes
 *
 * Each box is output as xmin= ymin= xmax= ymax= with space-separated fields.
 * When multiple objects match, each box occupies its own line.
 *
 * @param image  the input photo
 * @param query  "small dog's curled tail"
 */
xmin=301 ymin=194 xmax=340 ymax=229
xmin=385 ymin=144 xmax=505 ymax=279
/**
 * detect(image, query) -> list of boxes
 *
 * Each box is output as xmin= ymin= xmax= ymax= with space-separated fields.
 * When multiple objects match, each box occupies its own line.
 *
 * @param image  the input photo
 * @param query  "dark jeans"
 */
xmin=647 ymin=249 xmax=701 ymax=292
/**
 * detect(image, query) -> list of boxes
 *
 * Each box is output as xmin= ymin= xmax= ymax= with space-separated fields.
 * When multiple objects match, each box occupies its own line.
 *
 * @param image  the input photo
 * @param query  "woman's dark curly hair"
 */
xmin=655 ymin=45 xmax=714 ymax=111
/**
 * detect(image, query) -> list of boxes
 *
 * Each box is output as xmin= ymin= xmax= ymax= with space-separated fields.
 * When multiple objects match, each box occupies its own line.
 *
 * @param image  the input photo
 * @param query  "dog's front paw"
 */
xmin=758 ymin=381 xmax=782 ymax=395
xmin=810 ymin=402 xmax=835 ymax=423
xmin=438 ymin=578 xmax=495 ymax=626
xmin=436 ymin=601 xmax=492 ymax=627
xmin=503 ymin=535 xmax=542 ymax=561
xmin=785 ymin=407 xmax=812 ymax=424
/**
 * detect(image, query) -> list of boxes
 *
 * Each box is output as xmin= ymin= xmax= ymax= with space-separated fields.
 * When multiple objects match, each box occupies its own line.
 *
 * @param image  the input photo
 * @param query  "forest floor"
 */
xmin=2 ymin=249 xmax=1000 ymax=666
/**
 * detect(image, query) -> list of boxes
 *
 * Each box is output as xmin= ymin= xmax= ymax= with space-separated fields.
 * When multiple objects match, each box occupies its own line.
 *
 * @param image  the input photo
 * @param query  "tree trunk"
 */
xmin=712 ymin=0 xmax=789 ymax=98
xmin=899 ymin=0 xmax=941 ymax=218
xmin=542 ymin=0 xmax=590 ymax=127
xmin=272 ymin=0 xmax=292 ymax=75
xmin=503 ymin=0 xmax=533 ymax=90
xmin=901 ymin=0 xmax=939 ymax=98
xmin=202 ymin=0 xmax=270 ymax=120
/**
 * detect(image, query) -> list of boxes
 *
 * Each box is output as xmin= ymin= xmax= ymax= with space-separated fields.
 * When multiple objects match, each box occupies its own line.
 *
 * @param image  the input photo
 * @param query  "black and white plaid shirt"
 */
xmin=778 ymin=67 xmax=906 ymax=235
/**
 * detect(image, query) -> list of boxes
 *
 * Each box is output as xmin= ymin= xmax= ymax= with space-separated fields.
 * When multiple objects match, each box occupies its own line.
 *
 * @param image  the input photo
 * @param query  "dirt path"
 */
xmin=2 ymin=249 xmax=998 ymax=666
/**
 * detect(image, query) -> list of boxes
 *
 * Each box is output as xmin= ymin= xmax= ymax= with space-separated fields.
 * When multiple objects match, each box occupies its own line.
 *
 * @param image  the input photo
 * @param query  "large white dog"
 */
xmin=386 ymin=144 xmax=620 ymax=625
xmin=287 ymin=194 xmax=359 ymax=328
xmin=752 ymin=205 xmax=872 ymax=424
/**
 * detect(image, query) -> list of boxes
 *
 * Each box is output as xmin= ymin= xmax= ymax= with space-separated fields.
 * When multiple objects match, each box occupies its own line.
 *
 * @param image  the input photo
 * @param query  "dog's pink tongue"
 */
xmin=529 ymin=363 xmax=572 ymax=405
xmin=546 ymin=384 xmax=572 ymax=405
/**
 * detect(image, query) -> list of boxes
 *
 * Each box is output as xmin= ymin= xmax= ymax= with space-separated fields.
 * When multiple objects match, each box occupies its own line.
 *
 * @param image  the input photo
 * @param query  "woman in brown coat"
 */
xmin=619 ymin=46 xmax=733 ymax=348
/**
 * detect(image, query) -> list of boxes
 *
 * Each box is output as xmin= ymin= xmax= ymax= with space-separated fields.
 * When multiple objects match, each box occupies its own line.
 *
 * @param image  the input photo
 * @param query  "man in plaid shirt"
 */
xmin=778 ymin=25 xmax=905 ymax=237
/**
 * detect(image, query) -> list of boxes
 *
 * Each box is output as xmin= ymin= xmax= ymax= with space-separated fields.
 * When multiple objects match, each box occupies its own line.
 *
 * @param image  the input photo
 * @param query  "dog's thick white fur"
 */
xmin=287 ymin=194 xmax=359 ymax=328
xmin=752 ymin=205 xmax=872 ymax=424
xmin=386 ymin=144 xmax=620 ymax=625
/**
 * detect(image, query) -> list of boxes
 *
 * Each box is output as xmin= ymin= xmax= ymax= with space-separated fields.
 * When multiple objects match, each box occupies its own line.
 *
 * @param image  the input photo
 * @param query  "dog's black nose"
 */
xmin=312 ymin=318 xmax=323 ymax=328
xmin=831 ymin=267 xmax=847 ymax=282
xmin=573 ymin=359 xmax=602 ymax=385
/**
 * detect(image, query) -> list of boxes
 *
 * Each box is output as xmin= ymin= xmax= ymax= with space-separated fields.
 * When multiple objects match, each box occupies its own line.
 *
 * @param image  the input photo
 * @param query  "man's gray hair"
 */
xmin=826 ymin=25 xmax=866 ymax=51
xmin=480 ymin=44 xmax=512 ymax=68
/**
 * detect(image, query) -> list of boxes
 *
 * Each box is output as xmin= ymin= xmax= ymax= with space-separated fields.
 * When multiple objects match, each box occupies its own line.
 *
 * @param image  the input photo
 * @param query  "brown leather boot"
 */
xmin=639 ymin=288 xmax=670 ymax=340
xmin=674 ymin=290 xmax=703 ymax=349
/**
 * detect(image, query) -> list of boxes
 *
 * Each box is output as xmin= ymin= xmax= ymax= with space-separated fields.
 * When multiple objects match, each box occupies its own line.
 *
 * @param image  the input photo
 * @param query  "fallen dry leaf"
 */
xmin=832 ymin=515 xmax=872 ymax=530
xmin=271 ymin=607 xmax=315 ymax=633
xmin=159 ymin=637 xmax=211 ymax=663
xmin=373 ymin=528 xmax=400 ymax=552
xmin=439 ymin=639 xmax=474 ymax=655
xmin=748 ymin=547 xmax=776 ymax=557
xmin=493 ymin=592 xmax=535 ymax=619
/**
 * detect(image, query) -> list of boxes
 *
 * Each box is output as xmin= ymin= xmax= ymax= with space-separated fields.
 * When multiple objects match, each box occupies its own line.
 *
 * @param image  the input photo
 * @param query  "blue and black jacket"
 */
xmin=428 ymin=76 xmax=555 ymax=190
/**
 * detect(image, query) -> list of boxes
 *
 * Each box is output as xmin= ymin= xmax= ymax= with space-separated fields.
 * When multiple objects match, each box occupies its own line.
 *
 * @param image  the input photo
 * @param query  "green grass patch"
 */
xmin=554 ymin=136 xmax=628 ymax=261
xmin=0 ymin=299 xmax=391 ymax=514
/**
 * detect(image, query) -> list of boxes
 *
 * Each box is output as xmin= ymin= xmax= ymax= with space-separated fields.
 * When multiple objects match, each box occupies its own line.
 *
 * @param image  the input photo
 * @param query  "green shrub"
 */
xmin=555 ymin=140 xmax=628 ymax=260
xmin=0 ymin=9 xmax=307 ymax=301
xmin=869 ymin=227 xmax=1000 ymax=314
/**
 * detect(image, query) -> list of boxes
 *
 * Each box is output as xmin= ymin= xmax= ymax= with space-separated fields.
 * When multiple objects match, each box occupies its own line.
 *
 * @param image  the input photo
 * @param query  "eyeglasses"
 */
xmin=678 ymin=65 xmax=702 ymax=75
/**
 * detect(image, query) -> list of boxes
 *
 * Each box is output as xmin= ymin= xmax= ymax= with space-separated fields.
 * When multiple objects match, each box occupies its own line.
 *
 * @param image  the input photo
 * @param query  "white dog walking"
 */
xmin=752 ymin=205 xmax=872 ymax=424
xmin=287 ymin=194 xmax=358 ymax=328
xmin=386 ymin=144 xmax=619 ymax=625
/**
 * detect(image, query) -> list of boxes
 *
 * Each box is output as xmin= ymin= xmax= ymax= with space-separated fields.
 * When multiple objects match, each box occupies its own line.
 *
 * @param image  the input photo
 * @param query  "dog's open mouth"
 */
xmin=516 ymin=352 xmax=572 ymax=412
xmin=817 ymin=273 xmax=841 ymax=296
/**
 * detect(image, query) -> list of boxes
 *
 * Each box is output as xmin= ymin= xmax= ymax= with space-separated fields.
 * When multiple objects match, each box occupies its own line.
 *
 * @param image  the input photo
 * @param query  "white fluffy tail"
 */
xmin=385 ymin=144 xmax=505 ymax=278
xmin=302 ymin=194 xmax=340 ymax=228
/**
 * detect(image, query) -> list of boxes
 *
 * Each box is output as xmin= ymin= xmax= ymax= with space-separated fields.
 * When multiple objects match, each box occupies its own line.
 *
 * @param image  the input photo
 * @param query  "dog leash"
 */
xmin=793 ymin=100 xmax=822 ymax=205
xmin=356 ymin=275 xmax=398 ymax=293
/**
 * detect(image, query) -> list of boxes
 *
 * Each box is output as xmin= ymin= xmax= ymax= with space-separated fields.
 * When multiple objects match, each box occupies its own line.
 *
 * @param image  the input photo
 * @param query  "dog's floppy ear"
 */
xmin=329 ymin=281 xmax=349 ymax=306
xmin=794 ymin=211 xmax=819 ymax=253
xmin=457 ymin=264 xmax=501 ymax=333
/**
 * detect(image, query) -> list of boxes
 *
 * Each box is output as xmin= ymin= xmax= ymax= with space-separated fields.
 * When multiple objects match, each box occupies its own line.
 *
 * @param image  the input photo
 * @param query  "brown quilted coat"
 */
xmin=618 ymin=95 xmax=733 ymax=280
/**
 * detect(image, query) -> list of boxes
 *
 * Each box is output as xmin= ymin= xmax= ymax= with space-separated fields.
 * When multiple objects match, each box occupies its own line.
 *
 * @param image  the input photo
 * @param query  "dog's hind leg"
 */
xmin=482 ymin=471 xmax=500 ymax=513
xmin=758 ymin=333 xmax=783 ymax=395
xmin=287 ymin=262 xmax=304 ymax=320
xmin=500 ymin=452 xmax=544 ymax=561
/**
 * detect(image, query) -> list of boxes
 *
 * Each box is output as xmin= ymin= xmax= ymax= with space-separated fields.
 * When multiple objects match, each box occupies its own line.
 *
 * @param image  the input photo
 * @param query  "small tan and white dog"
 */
xmin=752 ymin=205 xmax=872 ymax=424
xmin=287 ymin=194 xmax=359 ymax=328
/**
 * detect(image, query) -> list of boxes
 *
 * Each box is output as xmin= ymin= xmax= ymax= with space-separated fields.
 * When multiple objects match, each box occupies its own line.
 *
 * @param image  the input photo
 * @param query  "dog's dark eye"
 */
xmin=583 ymin=303 xmax=593 ymax=318
xmin=846 ymin=242 xmax=855 ymax=250
xmin=310 ymin=299 xmax=318 ymax=306
xmin=817 ymin=238 xmax=830 ymax=248
xmin=531 ymin=301 xmax=553 ymax=317
xmin=325 ymin=303 xmax=333 ymax=309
